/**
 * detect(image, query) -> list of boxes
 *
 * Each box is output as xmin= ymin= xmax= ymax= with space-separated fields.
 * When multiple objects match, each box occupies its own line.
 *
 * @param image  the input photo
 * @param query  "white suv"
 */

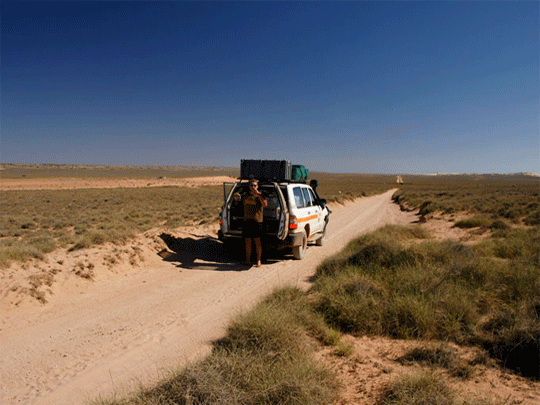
xmin=218 ymin=179 xmax=330 ymax=259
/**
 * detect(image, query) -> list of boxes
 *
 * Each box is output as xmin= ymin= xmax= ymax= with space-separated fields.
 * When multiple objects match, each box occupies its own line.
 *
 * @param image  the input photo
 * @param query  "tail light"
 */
xmin=289 ymin=215 xmax=298 ymax=230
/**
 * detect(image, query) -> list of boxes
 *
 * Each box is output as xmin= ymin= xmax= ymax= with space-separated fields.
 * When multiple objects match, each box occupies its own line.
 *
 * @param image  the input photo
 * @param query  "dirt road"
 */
xmin=0 ymin=190 xmax=416 ymax=405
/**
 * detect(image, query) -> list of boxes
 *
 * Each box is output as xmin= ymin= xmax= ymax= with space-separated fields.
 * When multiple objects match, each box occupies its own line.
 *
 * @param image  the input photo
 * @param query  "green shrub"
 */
xmin=378 ymin=371 xmax=501 ymax=404
xmin=312 ymin=225 xmax=540 ymax=379
xmin=488 ymin=219 xmax=512 ymax=237
xmin=0 ymin=239 xmax=44 ymax=267
xmin=218 ymin=303 xmax=309 ymax=360
xmin=334 ymin=341 xmax=354 ymax=357
xmin=378 ymin=372 xmax=455 ymax=405
xmin=162 ymin=349 xmax=335 ymax=405
xmin=69 ymin=231 xmax=108 ymax=251
xmin=524 ymin=209 xmax=540 ymax=225
xmin=474 ymin=227 xmax=539 ymax=260
xmin=315 ymin=225 xmax=430 ymax=280
xmin=489 ymin=219 xmax=510 ymax=231
xmin=260 ymin=287 xmax=340 ymax=346
xmin=315 ymin=269 xmax=387 ymax=334
xmin=397 ymin=343 xmax=458 ymax=369
xmin=454 ymin=216 xmax=491 ymax=229
xmin=27 ymin=235 xmax=57 ymax=254
xmin=0 ymin=234 xmax=57 ymax=267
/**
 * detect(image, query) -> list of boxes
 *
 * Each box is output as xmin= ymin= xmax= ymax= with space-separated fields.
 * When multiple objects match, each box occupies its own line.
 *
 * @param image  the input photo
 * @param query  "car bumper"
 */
xmin=219 ymin=229 xmax=304 ymax=248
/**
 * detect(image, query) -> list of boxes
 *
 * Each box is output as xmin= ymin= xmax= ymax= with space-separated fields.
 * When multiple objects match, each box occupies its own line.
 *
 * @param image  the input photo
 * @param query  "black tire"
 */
xmin=316 ymin=224 xmax=327 ymax=246
xmin=292 ymin=230 xmax=307 ymax=260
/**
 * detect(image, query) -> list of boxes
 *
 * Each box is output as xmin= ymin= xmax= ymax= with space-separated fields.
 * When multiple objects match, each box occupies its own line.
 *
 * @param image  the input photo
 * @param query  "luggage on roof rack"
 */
xmin=292 ymin=165 xmax=309 ymax=181
xmin=240 ymin=159 xmax=292 ymax=181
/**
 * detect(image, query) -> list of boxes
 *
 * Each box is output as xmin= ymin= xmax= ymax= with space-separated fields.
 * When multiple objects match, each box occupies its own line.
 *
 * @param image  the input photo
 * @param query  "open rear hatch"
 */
xmin=221 ymin=182 xmax=289 ymax=240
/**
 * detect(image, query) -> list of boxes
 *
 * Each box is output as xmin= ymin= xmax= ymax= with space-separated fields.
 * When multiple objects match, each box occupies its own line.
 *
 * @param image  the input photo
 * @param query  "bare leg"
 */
xmin=254 ymin=237 xmax=262 ymax=267
xmin=245 ymin=238 xmax=252 ymax=264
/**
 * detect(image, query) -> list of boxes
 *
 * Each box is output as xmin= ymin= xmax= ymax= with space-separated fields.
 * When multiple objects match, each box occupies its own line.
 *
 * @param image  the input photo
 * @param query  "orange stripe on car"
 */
xmin=297 ymin=214 xmax=318 ymax=223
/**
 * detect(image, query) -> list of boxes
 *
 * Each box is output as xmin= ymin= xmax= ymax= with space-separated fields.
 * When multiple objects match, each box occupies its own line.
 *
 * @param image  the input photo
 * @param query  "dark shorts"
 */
xmin=243 ymin=220 xmax=263 ymax=238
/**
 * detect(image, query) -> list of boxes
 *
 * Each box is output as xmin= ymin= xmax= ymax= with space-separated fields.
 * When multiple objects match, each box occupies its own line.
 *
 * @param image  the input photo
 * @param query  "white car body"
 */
xmin=219 ymin=180 xmax=330 ymax=259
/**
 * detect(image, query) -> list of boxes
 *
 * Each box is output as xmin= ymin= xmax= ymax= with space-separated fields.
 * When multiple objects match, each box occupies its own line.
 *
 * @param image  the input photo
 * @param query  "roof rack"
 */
xmin=238 ymin=177 xmax=307 ymax=184
xmin=239 ymin=159 xmax=309 ymax=183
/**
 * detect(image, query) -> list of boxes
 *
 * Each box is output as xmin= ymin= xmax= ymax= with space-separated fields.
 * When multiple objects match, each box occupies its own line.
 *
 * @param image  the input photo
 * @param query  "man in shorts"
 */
xmin=234 ymin=179 xmax=268 ymax=267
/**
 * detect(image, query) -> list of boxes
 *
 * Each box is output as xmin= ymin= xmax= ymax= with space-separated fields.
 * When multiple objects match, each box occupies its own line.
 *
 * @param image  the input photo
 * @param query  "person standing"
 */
xmin=234 ymin=179 xmax=268 ymax=267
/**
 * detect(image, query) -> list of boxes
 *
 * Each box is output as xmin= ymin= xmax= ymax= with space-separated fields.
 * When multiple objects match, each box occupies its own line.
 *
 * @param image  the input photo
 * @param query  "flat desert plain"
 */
xmin=0 ymin=176 xmax=538 ymax=405
xmin=0 ymin=175 xmax=237 ymax=190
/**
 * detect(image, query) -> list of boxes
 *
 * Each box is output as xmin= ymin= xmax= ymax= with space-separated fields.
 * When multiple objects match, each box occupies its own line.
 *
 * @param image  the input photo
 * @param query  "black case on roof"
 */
xmin=240 ymin=160 xmax=292 ymax=181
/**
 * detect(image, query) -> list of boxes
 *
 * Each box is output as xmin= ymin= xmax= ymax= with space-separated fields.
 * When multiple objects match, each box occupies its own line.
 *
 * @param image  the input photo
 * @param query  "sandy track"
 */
xmin=0 ymin=190 xmax=416 ymax=405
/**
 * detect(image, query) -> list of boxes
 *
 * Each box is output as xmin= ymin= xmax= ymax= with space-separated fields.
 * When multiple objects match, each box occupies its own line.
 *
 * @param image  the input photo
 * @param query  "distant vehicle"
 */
xmin=218 ymin=160 xmax=330 ymax=259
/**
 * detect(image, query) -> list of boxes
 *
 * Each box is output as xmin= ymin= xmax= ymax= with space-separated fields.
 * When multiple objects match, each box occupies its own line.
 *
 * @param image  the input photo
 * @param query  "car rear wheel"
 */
xmin=292 ymin=230 xmax=307 ymax=260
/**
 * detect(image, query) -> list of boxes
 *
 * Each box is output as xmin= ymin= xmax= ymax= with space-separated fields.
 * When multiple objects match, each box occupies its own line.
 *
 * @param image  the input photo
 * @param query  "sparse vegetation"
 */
xmin=96 ymin=287 xmax=340 ymax=405
xmin=5 ymin=166 xmax=535 ymax=268
xmin=378 ymin=372 xmax=455 ymax=405
xmin=0 ymin=166 xmax=399 ymax=267
xmin=377 ymin=372 xmax=499 ymax=405
xmin=453 ymin=216 xmax=492 ymax=229
xmin=0 ymin=186 xmax=223 ymax=267
xmin=397 ymin=342 xmax=475 ymax=379
xmin=0 ymin=163 xmax=237 ymax=179
xmin=310 ymin=172 xmax=397 ymax=203
xmin=2 ymin=165 xmax=538 ymax=403
xmin=392 ymin=174 xmax=539 ymax=225
xmin=95 ymin=221 xmax=538 ymax=404
xmin=312 ymin=225 xmax=540 ymax=379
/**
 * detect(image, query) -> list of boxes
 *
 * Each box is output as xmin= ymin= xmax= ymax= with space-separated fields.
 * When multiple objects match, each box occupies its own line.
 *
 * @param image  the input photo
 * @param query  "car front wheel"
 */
xmin=316 ymin=224 xmax=327 ymax=246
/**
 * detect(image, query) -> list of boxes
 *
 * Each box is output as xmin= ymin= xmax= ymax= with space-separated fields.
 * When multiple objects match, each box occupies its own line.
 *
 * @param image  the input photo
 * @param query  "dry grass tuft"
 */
xmin=97 ymin=286 xmax=339 ymax=405
xmin=312 ymin=224 xmax=540 ymax=379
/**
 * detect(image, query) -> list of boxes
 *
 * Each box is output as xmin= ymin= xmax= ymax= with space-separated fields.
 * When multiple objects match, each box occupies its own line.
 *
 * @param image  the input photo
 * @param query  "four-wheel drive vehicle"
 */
xmin=218 ymin=166 xmax=330 ymax=260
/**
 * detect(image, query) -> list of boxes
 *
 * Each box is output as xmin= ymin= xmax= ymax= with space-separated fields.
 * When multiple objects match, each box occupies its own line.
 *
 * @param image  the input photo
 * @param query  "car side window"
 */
xmin=301 ymin=188 xmax=313 ymax=207
xmin=293 ymin=187 xmax=306 ymax=208
xmin=308 ymin=189 xmax=317 ymax=205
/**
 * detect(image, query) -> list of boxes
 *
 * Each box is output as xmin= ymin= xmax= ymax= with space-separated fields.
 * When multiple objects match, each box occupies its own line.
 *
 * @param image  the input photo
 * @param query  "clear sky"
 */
xmin=2 ymin=1 xmax=539 ymax=174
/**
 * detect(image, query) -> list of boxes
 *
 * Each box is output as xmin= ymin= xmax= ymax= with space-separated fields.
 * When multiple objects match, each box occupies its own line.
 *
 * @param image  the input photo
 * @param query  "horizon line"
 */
xmin=0 ymin=163 xmax=538 ymax=178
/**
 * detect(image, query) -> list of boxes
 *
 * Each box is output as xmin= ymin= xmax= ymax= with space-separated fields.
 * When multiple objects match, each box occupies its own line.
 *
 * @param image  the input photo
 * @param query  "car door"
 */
xmin=222 ymin=182 xmax=248 ymax=233
xmin=301 ymin=186 xmax=323 ymax=234
xmin=273 ymin=183 xmax=289 ymax=240
xmin=292 ymin=186 xmax=318 ymax=236
xmin=221 ymin=182 xmax=235 ymax=234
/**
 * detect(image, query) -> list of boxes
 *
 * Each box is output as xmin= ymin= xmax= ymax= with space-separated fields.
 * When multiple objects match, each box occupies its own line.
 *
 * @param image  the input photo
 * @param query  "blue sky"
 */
xmin=2 ymin=1 xmax=538 ymax=174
